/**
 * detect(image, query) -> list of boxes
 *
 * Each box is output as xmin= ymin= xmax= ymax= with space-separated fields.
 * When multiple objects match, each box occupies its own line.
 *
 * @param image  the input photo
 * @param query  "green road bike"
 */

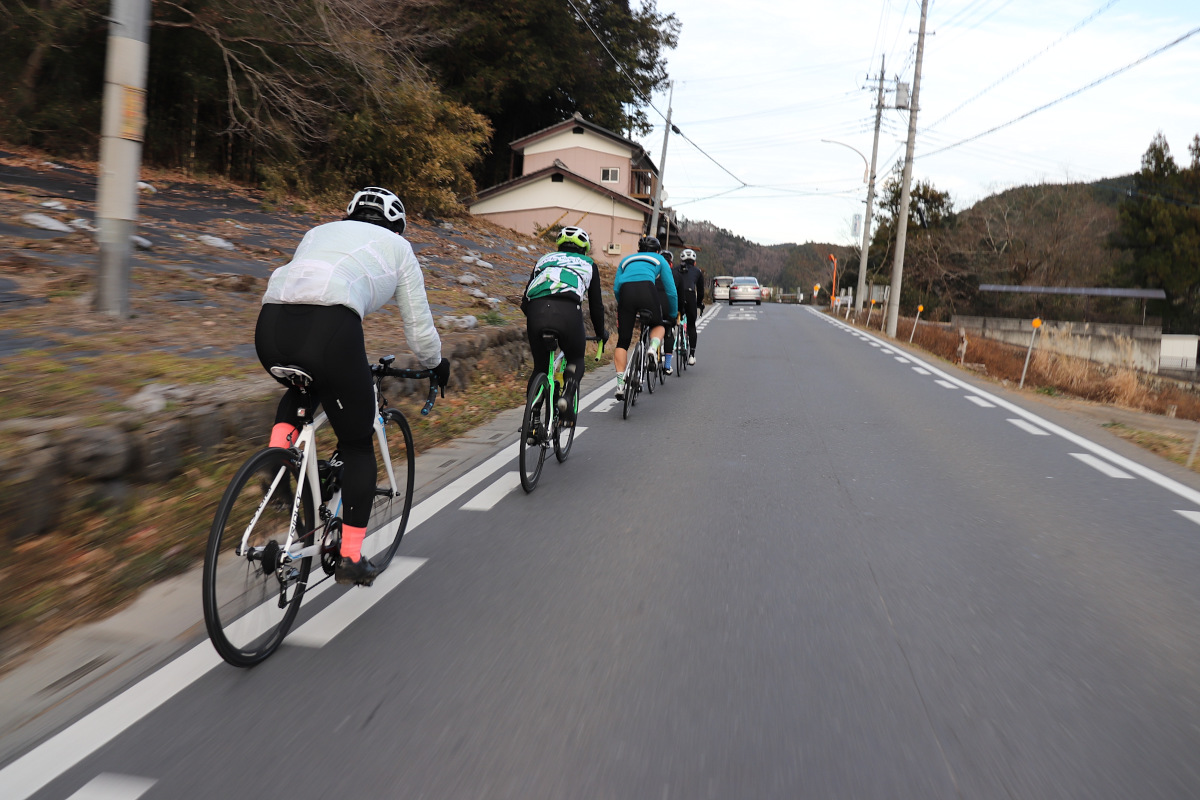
xmin=520 ymin=332 xmax=604 ymax=492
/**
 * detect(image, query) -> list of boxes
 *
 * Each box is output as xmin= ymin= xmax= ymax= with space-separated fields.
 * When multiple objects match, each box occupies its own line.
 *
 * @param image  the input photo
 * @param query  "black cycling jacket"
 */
xmin=674 ymin=263 xmax=706 ymax=305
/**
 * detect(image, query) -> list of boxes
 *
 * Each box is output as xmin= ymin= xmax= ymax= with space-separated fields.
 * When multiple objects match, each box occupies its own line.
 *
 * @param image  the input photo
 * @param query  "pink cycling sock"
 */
xmin=341 ymin=525 xmax=367 ymax=561
xmin=268 ymin=423 xmax=299 ymax=449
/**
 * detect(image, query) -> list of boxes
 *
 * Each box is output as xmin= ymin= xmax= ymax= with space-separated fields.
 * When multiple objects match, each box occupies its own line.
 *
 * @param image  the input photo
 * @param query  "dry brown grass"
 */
xmin=874 ymin=314 xmax=1200 ymax=422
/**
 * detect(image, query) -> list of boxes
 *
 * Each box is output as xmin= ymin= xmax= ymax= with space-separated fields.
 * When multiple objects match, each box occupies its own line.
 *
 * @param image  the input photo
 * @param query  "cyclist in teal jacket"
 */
xmin=612 ymin=236 xmax=677 ymax=399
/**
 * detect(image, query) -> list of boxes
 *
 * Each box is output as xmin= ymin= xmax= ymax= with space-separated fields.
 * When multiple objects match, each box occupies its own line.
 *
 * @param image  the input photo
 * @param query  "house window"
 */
xmin=551 ymin=174 xmax=564 ymax=183
xmin=601 ymin=168 xmax=620 ymax=184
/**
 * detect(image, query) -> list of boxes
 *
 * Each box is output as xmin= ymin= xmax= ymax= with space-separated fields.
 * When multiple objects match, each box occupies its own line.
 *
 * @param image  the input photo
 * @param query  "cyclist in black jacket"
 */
xmin=674 ymin=248 xmax=705 ymax=365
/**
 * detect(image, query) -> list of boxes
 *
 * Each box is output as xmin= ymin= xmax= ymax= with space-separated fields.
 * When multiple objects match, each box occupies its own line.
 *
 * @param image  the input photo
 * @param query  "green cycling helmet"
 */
xmin=556 ymin=226 xmax=591 ymax=255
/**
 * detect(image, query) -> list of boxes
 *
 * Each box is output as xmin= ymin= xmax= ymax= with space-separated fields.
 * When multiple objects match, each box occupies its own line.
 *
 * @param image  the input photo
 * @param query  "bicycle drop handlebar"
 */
xmin=371 ymin=361 xmax=441 ymax=416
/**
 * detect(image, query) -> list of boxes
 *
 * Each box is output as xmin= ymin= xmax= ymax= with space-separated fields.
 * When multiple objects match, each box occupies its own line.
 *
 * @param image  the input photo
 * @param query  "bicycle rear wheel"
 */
xmin=553 ymin=387 xmax=577 ymax=462
xmin=203 ymin=448 xmax=313 ymax=667
xmin=630 ymin=341 xmax=644 ymax=407
xmin=369 ymin=408 xmax=415 ymax=572
xmin=520 ymin=376 xmax=550 ymax=491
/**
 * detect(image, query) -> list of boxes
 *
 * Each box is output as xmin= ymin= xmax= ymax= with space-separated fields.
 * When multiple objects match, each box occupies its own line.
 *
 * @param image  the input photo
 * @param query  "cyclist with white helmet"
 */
xmin=675 ymin=248 xmax=705 ymax=365
xmin=612 ymin=236 xmax=677 ymax=399
xmin=520 ymin=226 xmax=609 ymax=424
xmin=256 ymin=186 xmax=450 ymax=586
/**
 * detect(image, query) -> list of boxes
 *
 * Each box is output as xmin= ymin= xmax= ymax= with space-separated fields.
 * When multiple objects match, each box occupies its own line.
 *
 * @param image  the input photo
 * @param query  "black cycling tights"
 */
xmin=665 ymin=292 xmax=699 ymax=354
xmin=255 ymin=303 xmax=377 ymax=529
xmin=526 ymin=297 xmax=586 ymax=401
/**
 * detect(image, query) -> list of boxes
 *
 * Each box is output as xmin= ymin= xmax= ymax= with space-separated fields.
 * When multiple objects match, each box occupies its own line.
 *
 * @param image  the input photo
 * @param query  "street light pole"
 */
xmin=858 ymin=56 xmax=885 ymax=315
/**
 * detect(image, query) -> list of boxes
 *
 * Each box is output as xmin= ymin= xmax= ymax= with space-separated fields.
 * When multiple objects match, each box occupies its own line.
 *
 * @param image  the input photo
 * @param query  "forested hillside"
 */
xmin=0 ymin=0 xmax=677 ymax=212
xmin=676 ymin=218 xmax=852 ymax=294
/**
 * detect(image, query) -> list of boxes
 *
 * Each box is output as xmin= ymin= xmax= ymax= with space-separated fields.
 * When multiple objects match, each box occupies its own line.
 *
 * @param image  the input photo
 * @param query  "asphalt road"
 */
xmin=6 ymin=304 xmax=1200 ymax=799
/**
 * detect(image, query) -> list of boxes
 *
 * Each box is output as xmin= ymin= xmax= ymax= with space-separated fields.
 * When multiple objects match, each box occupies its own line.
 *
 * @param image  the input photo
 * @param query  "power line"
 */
xmin=919 ymin=24 xmax=1200 ymax=160
xmin=928 ymin=0 xmax=1122 ymax=128
xmin=563 ymin=0 xmax=750 ymax=188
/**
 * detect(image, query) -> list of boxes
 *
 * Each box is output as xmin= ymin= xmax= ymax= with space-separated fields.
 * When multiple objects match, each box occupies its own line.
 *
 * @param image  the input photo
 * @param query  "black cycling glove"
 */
xmin=433 ymin=357 xmax=451 ymax=390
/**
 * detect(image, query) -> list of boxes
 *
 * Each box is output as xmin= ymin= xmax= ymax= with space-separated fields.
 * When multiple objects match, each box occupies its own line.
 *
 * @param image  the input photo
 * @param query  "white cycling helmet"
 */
xmin=346 ymin=186 xmax=406 ymax=234
xmin=680 ymin=248 xmax=698 ymax=262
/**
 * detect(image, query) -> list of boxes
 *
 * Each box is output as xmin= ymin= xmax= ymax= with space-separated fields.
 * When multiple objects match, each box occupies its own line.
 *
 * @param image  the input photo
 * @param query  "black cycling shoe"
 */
xmin=335 ymin=555 xmax=378 ymax=586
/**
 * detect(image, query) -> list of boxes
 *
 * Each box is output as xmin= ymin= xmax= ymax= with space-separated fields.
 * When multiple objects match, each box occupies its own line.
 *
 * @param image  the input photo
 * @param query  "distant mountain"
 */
xmin=676 ymin=218 xmax=853 ymax=292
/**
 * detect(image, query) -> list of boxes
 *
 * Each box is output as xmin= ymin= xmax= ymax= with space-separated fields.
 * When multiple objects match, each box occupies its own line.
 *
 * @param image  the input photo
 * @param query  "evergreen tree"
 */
xmin=1112 ymin=132 xmax=1200 ymax=333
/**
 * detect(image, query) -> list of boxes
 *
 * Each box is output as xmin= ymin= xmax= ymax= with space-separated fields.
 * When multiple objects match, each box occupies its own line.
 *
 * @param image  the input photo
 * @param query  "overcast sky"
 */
xmin=635 ymin=0 xmax=1200 ymax=247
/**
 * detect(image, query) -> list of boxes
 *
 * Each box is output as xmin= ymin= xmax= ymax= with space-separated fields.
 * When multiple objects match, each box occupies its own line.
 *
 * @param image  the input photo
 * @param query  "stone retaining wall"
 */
xmin=0 ymin=325 xmax=533 ymax=543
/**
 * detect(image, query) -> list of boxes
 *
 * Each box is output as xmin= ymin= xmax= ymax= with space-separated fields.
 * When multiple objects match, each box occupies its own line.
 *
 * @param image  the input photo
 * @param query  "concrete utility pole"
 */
xmin=856 ymin=56 xmax=885 ymax=315
xmin=649 ymin=81 xmax=674 ymax=239
xmin=885 ymin=0 xmax=929 ymax=338
xmin=95 ymin=0 xmax=151 ymax=317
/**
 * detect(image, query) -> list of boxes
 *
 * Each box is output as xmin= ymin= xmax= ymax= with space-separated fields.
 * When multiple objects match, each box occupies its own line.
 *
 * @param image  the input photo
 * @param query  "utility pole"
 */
xmin=649 ymin=81 xmax=674 ymax=240
xmin=885 ymin=0 xmax=929 ymax=338
xmin=856 ymin=55 xmax=885 ymax=315
xmin=95 ymin=0 xmax=151 ymax=317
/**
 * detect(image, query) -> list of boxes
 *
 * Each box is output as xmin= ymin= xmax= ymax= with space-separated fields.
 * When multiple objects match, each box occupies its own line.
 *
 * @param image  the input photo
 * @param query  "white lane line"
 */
xmin=590 ymin=398 xmax=619 ymax=413
xmin=1070 ymin=452 xmax=1134 ymax=479
xmin=1008 ymin=418 xmax=1050 ymax=436
xmin=965 ymin=395 xmax=995 ymax=408
xmin=67 ymin=774 xmax=157 ymax=800
xmin=895 ymin=357 xmax=911 ymax=364
xmin=881 ymin=348 xmax=895 ymax=354
xmin=809 ymin=307 xmax=1200 ymax=508
xmin=461 ymin=471 xmax=523 ymax=511
xmin=578 ymin=379 xmax=617 ymax=411
xmin=1176 ymin=510 xmax=1200 ymax=526
xmin=869 ymin=342 xmax=881 ymax=348
xmin=0 ymin=389 xmax=600 ymax=798
xmin=935 ymin=380 xmax=957 ymax=389
xmin=287 ymin=557 xmax=426 ymax=648
xmin=912 ymin=367 xmax=931 ymax=375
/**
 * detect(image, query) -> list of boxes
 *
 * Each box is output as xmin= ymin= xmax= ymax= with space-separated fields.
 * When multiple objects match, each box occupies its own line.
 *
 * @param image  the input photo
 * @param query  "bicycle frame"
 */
xmin=237 ymin=380 xmax=401 ymax=570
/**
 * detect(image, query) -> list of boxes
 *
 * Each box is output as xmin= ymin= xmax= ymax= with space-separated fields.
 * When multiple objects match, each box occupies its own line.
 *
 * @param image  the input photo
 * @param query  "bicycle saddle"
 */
xmin=269 ymin=365 xmax=314 ymax=389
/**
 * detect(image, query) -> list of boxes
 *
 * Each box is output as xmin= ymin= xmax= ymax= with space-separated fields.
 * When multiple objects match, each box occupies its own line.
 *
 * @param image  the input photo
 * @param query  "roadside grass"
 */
xmin=896 ymin=317 xmax=1200 ymax=422
xmin=1102 ymin=423 xmax=1200 ymax=472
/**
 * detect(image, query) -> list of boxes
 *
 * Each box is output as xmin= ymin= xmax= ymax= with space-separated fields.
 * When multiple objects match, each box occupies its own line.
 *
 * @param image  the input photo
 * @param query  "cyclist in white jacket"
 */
xmin=256 ymin=187 xmax=449 ymax=586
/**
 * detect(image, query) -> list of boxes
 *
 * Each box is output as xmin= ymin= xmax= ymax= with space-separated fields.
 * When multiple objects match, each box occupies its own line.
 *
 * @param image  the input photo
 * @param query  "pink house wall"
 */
xmin=524 ymin=147 xmax=632 ymax=192
xmin=472 ymin=207 xmax=643 ymax=260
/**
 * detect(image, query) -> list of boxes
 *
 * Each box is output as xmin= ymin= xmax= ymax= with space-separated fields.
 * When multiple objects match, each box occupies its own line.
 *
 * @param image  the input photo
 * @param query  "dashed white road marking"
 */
xmin=1176 ymin=510 xmax=1200 ymax=526
xmin=1070 ymin=453 xmax=1134 ymax=479
xmin=590 ymin=398 xmax=619 ymax=413
xmin=1008 ymin=418 xmax=1051 ymax=436
xmin=912 ymin=367 xmax=930 ymax=375
xmin=935 ymin=379 xmax=957 ymax=389
xmin=67 ymin=774 xmax=157 ymax=800
xmin=881 ymin=348 xmax=895 ymax=354
xmin=965 ymin=395 xmax=995 ymax=408
xmin=461 ymin=470 xmax=523 ymax=511
xmin=869 ymin=342 xmax=881 ymax=348
xmin=894 ymin=357 xmax=910 ymax=364
xmin=811 ymin=306 xmax=1200 ymax=508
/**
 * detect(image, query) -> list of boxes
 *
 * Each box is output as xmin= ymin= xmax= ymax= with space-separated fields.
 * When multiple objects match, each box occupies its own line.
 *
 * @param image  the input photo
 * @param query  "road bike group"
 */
xmin=202 ymin=195 xmax=703 ymax=666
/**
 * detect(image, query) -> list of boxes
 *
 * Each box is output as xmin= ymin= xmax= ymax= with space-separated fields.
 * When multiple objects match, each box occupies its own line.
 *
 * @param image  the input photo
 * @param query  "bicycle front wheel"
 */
xmin=520 ymin=376 xmax=550 ymax=491
xmin=370 ymin=408 xmax=415 ymax=572
xmin=203 ymin=448 xmax=314 ymax=667
xmin=644 ymin=341 xmax=655 ymax=395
